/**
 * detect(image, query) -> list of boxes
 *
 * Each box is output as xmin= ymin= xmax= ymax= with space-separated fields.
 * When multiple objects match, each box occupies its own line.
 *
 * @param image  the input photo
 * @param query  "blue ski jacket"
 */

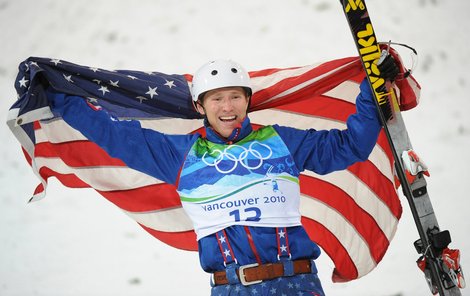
xmin=48 ymin=79 xmax=381 ymax=274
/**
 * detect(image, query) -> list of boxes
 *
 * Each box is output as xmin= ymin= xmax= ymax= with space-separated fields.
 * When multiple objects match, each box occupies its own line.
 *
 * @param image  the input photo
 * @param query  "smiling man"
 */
xmin=192 ymin=60 xmax=252 ymax=141
xmin=48 ymin=58 xmax=399 ymax=295
xmin=196 ymin=86 xmax=248 ymax=138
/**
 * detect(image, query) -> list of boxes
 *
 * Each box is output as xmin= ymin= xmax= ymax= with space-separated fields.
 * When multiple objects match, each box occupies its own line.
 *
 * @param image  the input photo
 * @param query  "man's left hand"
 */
xmin=377 ymin=51 xmax=400 ymax=82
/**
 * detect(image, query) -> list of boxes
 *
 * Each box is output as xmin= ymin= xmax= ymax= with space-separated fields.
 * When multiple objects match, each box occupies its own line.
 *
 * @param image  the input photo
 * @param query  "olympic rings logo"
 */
xmin=202 ymin=141 xmax=273 ymax=174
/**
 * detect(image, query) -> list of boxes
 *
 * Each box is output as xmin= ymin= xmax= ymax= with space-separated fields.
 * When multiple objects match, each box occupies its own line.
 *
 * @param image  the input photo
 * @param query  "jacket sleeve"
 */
xmin=47 ymin=89 xmax=199 ymax=185
xmin=273 ymin=79 xmax=382 ymax=175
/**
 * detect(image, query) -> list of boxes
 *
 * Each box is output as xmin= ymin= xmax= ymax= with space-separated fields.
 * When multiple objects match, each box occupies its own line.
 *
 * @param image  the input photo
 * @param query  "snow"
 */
xmin=0 ymin=0 xmax=469 ymax=295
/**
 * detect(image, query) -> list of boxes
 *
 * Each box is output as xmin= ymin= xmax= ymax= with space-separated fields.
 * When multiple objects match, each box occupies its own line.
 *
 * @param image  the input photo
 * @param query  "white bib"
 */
xmin=177 ymin=126 xmax=302 ymax=240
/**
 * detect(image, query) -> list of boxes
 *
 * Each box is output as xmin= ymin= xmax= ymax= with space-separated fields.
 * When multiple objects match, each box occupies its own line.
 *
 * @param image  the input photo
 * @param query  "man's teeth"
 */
xmin=220 ymin=116 xmax=236 ymax=121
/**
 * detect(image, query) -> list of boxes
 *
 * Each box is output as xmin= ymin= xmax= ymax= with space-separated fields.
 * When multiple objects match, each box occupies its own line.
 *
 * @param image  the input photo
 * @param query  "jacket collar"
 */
xmin=204 ymin=116 xmax=253 ymax=144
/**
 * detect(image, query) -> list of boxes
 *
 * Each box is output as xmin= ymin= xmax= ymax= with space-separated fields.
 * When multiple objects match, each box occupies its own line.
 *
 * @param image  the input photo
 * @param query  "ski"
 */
xmin=339 ymin=1 xmax=465 ymax=295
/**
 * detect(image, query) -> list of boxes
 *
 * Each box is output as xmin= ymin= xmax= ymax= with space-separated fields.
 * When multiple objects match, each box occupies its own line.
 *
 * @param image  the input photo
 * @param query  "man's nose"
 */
xmin=221 ymin=98 xmax=233 ymax=110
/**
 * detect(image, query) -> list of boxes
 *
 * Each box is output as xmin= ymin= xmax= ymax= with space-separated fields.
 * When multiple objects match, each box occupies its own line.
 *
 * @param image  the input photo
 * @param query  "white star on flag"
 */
xmin=18 ymin=76 xmax=29 ymax=88
xmin=127 ymin=75 xmax=137 ymax=80
xmin=164 ymin=80 xmax=176 ymax=88
xmin=109 ymin=80 xmax=119 ymax=87
xmin=136 ymin=96 xmax=148 ymax=103
xmin=50 ymin=59 xmax=61 ymax=66
xmin=278 ymin=229 xmax=285 ymax=238
xmin=63 ymin=74 xmax=74 ymax=83
xmin=280 ymin=244 xmax=288 ymax=253
xmin=89 ymin=67 xmax=99 ymax=72
xmin=223 ymin=249 xmax=231 ymax=258
xmin=98 ymin=86 xmax=110 ymax=95
xmin=87 ymin=97 xmax=99 ymax=104
xmin=146 ymin=86 xmax=158 ymax=99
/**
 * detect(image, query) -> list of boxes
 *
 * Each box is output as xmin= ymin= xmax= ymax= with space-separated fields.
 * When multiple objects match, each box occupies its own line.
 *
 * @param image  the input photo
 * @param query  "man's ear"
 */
xmin=196 ymin=102 xmax=205 ymax=115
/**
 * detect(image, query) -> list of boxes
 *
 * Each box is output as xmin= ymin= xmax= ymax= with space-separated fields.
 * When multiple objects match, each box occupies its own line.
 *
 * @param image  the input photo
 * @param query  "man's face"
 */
xmin=196 ymin=87 xmax=249 ymax=138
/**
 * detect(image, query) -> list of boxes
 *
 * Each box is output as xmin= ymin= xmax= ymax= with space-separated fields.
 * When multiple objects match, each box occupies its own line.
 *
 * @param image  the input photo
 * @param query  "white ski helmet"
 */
xmin=191 ymin=59 xmax=252 ymax=102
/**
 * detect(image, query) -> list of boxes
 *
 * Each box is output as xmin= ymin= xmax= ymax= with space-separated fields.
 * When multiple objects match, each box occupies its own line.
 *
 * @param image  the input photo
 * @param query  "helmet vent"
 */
xmin=211 ymin=70 xmax=218 ymax=75
xmin=231 ymin=68 xmax=238 ymax=73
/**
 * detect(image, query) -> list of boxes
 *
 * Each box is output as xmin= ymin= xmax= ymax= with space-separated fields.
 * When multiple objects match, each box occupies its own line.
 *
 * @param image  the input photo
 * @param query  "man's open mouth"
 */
xmin=219 ymin=116 xmax=237 ymax=122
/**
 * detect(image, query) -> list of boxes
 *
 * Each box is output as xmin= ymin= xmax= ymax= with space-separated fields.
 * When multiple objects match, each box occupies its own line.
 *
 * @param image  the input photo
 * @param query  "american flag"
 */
xmin=7 ymin=55 xmax=420 ymax=282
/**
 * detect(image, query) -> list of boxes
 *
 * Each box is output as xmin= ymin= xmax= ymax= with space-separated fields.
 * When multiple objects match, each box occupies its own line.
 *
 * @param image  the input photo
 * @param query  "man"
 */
xmin=49 ymin=57 xmax=398 ymax=295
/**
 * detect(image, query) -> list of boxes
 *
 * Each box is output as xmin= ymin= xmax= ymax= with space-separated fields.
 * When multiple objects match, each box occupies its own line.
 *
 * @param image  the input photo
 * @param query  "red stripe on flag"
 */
xmin=276 ymin=95 xmax=356 ymax=122
xmin=248 ymin=65 xmax=302 ymax=78
xmin=251 ymin=58 xmax=362 ymax=110
xmin=22 ymin=147 xmax=32 ymax=165
xmin=98 ymin=183 xmax=181 ymax=212
xmin=33 ymin=183 xmax=45 ymax=196
xmin=33 ymin=121 xmax=41 ymax=130
xmin=249 ymin=57 xmax=360 ymax=79
xmin=33 ymin=141 xmax=181 ymax=212
xmin=38 ymin=166 xmax=89 ymax=188
xmin=139 ymin=223 xmax=198 ymax=251
xmin=301 ymin=217 xmax=358 ymax=282
xmin=348 ymin=161 xmax=402 ymax=219
xmin=300 ymin=175 xmax=390 ymax=264
xmin=35 ymin=141 xmax=127 ymax=167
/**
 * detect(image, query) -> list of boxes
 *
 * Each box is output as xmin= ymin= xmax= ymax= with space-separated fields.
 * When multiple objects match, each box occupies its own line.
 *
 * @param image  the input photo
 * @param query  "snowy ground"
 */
xmin=1 ymin=0 xmax=469 ymax=295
